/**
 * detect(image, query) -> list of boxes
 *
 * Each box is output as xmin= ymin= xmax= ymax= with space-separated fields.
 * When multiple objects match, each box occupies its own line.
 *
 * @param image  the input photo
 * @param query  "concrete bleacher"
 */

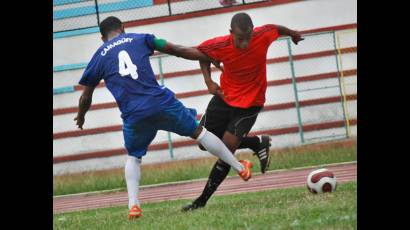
xmin=53 ymin=0 xmax=357 ymax=175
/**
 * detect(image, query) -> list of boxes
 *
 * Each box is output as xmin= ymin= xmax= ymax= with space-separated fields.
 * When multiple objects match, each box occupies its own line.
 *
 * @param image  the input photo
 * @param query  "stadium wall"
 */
xmin=53 ymin=0 xmax=357 ymax=69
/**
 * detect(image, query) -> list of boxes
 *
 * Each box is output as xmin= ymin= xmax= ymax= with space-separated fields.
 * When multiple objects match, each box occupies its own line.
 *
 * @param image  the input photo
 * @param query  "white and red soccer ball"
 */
xmin=306 ymin=168 xmax=337 ymax=194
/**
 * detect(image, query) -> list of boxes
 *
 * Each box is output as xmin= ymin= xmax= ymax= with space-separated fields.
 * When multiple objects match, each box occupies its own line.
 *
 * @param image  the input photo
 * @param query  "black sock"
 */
xmin=194 ymin=160 xmax=231 ymax=206
xmin=238 ymin=136 xmax=260 ymax=152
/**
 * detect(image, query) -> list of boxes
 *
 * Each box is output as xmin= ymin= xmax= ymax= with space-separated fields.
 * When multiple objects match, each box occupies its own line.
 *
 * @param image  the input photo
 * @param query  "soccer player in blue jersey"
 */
xmin=74 ymin=16 xmax=253 ymax=220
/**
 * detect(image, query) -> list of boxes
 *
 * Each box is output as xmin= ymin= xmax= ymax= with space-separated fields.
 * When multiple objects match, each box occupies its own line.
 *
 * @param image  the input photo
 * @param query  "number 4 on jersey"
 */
xmin=118 ymin=50 xmax=138 ymax=79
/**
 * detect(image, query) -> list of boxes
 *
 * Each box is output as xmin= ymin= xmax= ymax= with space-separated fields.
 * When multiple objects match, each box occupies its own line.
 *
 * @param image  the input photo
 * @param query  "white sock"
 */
xmin=125 ymin=156 xmax=141 ymax=209
xmin=197 ymin=127 xmax=244 ymax=172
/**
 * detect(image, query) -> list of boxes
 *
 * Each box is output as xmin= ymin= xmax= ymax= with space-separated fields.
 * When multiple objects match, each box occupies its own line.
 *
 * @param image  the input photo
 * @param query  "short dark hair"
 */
xmin=230 ymin=13 xmax=253 ymax=31
xmin=99 ymin=16 xmax=123 ymax=37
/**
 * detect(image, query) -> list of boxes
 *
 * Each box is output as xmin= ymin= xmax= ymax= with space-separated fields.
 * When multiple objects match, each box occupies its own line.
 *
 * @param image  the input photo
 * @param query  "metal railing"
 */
xmin=53 ymin=0 xmax=269 ymax=33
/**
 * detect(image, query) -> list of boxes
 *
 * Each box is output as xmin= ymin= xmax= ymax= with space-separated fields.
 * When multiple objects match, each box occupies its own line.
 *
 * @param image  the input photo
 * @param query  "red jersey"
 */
xmin=198 ymin=24 xmax=279 ymax=108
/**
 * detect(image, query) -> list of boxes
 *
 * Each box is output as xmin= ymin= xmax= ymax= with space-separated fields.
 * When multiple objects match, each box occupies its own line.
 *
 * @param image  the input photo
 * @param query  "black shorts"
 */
xmin=199 ymin=95 xmax=262 ymax=139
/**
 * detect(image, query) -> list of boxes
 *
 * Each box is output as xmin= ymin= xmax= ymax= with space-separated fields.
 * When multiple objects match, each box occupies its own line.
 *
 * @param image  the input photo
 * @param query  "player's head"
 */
xmin=230 ymin=13 xmax=254 ymax=49
xmin=99 ymin=16 xmax=125 ymax=42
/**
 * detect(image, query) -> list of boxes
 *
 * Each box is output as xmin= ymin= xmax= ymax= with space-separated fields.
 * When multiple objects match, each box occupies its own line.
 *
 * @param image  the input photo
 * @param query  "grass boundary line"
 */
xmin=53 ymin=161 xmax=357 ymax=199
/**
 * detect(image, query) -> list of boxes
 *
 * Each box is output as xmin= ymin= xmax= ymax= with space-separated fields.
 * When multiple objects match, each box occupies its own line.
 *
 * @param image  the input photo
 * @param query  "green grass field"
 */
xmin=54 ymin=139 xmax=356 ymax=196
xmin=54 ymin=181 xmax=357 ymax=230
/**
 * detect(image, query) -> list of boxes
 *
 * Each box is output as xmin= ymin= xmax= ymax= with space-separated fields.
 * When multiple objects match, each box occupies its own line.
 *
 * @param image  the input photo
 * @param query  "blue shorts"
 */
xmin=123 ymin=100 xmax=199 ymax=158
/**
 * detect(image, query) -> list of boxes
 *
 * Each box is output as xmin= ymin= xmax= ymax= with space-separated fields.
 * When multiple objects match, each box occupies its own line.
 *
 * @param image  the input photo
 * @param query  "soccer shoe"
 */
xmin=253 ymin=135 xmax=272 ymax=174
xmin=128 ymin=204 xmax=142 ymax=220
xmin=181 ymin=201 xmax=206 ymax=212
xmin=219 ymin=0 xmax=237 ymax=6
xmin=238 ymin=160 xmax=253 ymax=181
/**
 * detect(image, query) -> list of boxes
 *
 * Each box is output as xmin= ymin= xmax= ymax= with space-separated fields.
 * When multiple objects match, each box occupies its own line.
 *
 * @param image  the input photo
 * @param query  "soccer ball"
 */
xmin=306 ymin=168 xmax=337 ymax=194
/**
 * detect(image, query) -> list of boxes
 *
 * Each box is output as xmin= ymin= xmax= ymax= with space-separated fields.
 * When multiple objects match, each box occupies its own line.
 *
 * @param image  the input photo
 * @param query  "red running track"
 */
xmin=53 ymin=162 xmax=357 ymax=214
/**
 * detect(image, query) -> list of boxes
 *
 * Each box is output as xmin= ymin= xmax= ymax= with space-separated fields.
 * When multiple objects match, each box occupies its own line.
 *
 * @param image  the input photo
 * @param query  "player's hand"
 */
xmin=211 ymin=59 xmax=224 ymax=72
xmin=206 ymin=81 xmax=224 ymax=99
xmin=74 ymin=115 xmax=85 ymax=130
xmin=291 ymin=32 xmax=304 ymax=45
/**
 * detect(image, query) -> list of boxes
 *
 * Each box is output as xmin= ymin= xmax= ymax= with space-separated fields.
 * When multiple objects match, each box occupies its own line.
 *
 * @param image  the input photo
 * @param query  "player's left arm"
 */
xmin=274 ymin=25 xmax=304 ymax=45
xmin=74 ymin=86 xmax=95 ymax=130
xmin=153 ymin=38 xmax=213 ymax=61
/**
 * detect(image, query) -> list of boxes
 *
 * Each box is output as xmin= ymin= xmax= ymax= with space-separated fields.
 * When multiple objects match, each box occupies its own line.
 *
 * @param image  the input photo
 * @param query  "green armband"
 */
xmin=154 ymin=38 xmax=167 ymax=50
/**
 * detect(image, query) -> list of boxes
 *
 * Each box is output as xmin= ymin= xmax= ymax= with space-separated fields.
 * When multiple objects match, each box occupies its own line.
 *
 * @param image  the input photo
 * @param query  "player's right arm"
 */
xmin=75 ymin=52 xmax=102 ymax=130
xmin=74 ymin=86 xmax=95 ymax=129
xmin=196 ymin=37 xmax=226 ymax=98
xmin=200 ymin=60 xmax=224 ymax=99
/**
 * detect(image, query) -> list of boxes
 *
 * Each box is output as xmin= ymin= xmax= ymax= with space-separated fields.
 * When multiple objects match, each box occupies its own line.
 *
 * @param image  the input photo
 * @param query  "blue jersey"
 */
xmin=79 ymin=33 xmax=176 ymax=124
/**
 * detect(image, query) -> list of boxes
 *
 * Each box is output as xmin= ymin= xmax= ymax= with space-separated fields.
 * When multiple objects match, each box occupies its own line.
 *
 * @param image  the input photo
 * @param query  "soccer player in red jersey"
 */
xmin=182 ymin=12 xmax=304 ymax=212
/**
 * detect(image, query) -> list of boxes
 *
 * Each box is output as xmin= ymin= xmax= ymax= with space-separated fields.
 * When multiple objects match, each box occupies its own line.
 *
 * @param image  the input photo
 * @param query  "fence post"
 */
xmin=167 ymin=0 xmax=172 ymax=16
xmin=94 ymin=0 xmax=100 ymax=26
xmin=287 ymin=38 xmax=305 ymax=143
xmin=333 ymin=31 xmax=351 ymax=138
xmin=158 ymin=56 xmax=175 ymax=159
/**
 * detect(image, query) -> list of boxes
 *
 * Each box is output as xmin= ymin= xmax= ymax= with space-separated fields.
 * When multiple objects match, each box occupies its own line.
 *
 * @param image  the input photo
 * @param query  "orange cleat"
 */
xmin=238 ymin=160 xmax=253 ymax=181
xmin=128 ymin=204 xmax=142 ymax=220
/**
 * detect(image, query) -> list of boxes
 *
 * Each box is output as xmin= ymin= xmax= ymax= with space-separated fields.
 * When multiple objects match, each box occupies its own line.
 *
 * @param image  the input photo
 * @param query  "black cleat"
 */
xmin=181 ymin=202 xmax=205 ymax=212
xmin=253 ymin=135 xmax=272 ymax=174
